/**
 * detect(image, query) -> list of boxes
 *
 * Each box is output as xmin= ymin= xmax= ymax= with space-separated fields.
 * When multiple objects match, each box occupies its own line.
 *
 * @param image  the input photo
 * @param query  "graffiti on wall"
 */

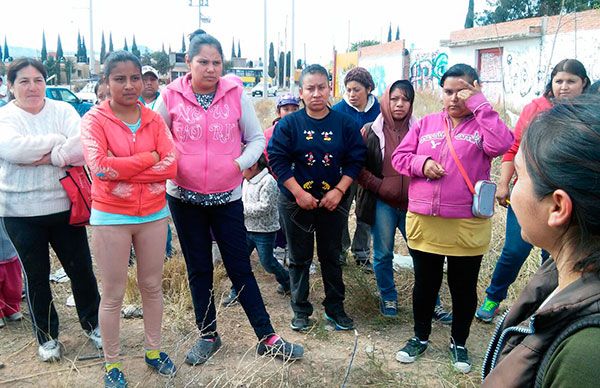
xmin=409 ymin=51 xmax=448 ymax=91
xmin=504 ymin=52 xmax=546 ymax=99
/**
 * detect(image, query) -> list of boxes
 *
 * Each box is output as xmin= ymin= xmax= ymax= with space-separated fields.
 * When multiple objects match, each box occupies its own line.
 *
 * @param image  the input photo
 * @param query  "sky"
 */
xmin=1 ymin=0 xmax=481 ymax=64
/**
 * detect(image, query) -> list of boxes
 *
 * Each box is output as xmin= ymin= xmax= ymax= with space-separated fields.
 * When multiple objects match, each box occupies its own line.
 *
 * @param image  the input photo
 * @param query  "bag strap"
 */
xmin=443 ymin=119 xmax=475 ymax=195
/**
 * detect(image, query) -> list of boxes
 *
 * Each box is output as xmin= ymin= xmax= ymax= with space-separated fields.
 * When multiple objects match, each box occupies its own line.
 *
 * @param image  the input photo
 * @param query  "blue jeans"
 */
xmin=167 ymin=196 xmax=274 ymax=340
xmin=166 ymin=223 xmax=172 ymax=255
xmin=246 ymin=231 xmax=290 ymax=289
xmin=372 ymin=199 xmax=407 ymax=302
xmin=485 ymin=206 xmax=550 ymax=303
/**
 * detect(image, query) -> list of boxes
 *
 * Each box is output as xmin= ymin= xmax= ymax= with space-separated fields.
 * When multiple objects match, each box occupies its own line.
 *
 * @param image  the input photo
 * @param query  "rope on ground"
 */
xmin=340 ymin=329 xmax=359 ymax=388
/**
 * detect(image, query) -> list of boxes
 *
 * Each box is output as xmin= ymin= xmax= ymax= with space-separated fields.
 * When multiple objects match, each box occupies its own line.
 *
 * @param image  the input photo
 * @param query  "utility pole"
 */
xmin=88 ymin=0 xmax=96 ymax=76
xmin=283 ymin=15 xmax=287 ymax=90
xmin=290 ymin=0 xmax=296 ymax=95
xmin=189 ymin=0 xmax=210 ymax=29
xmin=263 ymin=0 xmax=268 ymax=96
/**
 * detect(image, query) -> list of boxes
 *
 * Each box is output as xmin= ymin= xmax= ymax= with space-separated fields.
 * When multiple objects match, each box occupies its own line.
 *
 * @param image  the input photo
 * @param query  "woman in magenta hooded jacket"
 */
xmin=391 ymin=64 xmax=513 ymax=373
xmin=156 ymin=30 xmax=303 ymax=366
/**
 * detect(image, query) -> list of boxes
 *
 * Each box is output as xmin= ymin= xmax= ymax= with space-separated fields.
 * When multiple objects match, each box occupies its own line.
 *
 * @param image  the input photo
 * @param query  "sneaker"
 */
xmin=290 ymin=314 xmax=315 ymax=332
xmin=338 ymin=250 xmax=348 ymax=265
xmin=449 ymin=343 xmax=471 ymax=373
xmin=49 ymin=267 xmax=70 ymax=283
xmin=0 ymin=318 xmax=5 ymax=328
xmin=221 ymin=288 xmax=238 ymax=307
xmin=395 ymin=337 xmax=428 ymax=363
xmin=38 ymin=339 xmax=62 ymax=362
xmin=276 ymin=284 xmax=291 ymax=295
xmin=475 ymin=297 xmax=499 ymax=323
xmin=257 ymin=335 xmax=304 ymax=361
xmin=145 ymin=351 xmax=177 ymax=376
xmin=356 ymin=259 xmax=374 ymax=273
xmin=104 ymin=367 xmax=128 ymax=388
xmin=380 ymin=300 xmax=398 ymax=317
xmin=309 ymin=262 xmax=317 ymax=275
xmin=85 ymin=326 xmax=103 ymax=349
xmin=185 ymin=336 xmax=222 ymax=365
xmin=66 ymin=294 xmax=76 ymax=307
xmin=433 ymin=304 xmax=453 ymax=325
xmin=324 ymin=311 xmax=354 ymax=330
xmin=7 ymin=312 xmax=23 ymax=321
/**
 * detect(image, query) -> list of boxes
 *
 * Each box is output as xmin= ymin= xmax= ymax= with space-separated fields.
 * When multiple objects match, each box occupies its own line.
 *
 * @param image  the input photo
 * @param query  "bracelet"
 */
xmin=333 ymin=186 xmax=345 ymax=195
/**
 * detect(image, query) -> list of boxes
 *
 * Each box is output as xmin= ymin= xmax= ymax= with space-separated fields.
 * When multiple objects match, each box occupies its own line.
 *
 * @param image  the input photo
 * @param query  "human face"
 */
xmin=442 ymin=76 xmax=472 ymax=120
xmin=552 ymin=71 xmax=586 ymax=100
xmin=345 ymin=80 xmax=370 ymax=111
xmin=142 ymin=73 xmax=159 ymax=100
xmin=11 ymin=65 xmax=46 ymax=114
xmin=187 ymin=45 xmax=223 ymax=93
xmin=389 ymin=88 xmax=411 ymax=121
xmin=107 ymin=61 xmax=142 ymax=107
xmin=300 ymin=73 xmax=330 ymax=117
xmin=96 ymin=83 xmax=110 ymax=104
xmin=278 ymin=104 xmax=299 ymax=118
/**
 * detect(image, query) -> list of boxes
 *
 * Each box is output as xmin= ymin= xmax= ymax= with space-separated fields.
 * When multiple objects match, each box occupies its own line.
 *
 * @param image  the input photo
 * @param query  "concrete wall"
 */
xmin=408 ymin=49 xmax=449 ymax=92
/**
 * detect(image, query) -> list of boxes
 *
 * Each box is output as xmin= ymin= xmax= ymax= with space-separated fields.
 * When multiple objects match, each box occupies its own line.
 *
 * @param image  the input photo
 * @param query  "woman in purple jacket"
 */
xmin=391 ymin=64 xmax=513 ymax=373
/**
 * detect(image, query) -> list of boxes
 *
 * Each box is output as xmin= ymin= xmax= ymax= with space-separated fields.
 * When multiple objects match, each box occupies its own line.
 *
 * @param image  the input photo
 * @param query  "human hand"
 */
xmin=423 ymin=158 xmax=446 ymax=180
xmin=457 ymin=79 xmax=482 ymax=102
xmin=233 ymin=160 xmax=241 ymax=171
xmin=319 ymin=188 xmax=343 ymax=211
xmin=496 ymin=183 xmax=510 ymax=207
xmin=31 ymin=152 xmax=52 ymax=166
xmin=151 ymin=151 xmax=160 ymax=163
xmin=295 ymin=190 xmax=319 ymax=210
xmin=107 ymin=150 xmax=115 ymax=157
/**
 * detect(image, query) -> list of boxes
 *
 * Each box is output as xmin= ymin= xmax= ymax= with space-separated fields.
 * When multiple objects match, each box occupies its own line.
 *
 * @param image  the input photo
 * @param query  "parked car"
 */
xmin=45 ymin=86 xmax=94 ymax=116
xmin=251 ymin=82 xmax=277 ymax=97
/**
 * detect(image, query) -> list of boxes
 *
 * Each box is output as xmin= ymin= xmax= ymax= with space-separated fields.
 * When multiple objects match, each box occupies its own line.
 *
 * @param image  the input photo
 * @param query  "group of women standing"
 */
xmin=0 ymin=26 xmax=599 ymax=386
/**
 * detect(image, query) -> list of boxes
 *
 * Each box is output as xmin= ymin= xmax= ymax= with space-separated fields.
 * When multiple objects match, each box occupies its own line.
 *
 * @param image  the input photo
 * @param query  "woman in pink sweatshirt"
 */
xmin=81 ymin=51 xmax=177 ymax=387
xmin=391 ymin=64 xmax=513 ymax=373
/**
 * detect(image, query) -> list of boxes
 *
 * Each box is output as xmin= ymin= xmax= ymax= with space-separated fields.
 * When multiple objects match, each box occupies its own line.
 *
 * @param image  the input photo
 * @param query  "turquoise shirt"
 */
xmin=91 ymin=117 xmax=168 ymax=225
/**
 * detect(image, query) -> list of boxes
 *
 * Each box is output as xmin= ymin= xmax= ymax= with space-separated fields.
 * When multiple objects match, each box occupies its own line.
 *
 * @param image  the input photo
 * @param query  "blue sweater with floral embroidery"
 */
xmin=267 ymin=108 xmax=366 ymax=201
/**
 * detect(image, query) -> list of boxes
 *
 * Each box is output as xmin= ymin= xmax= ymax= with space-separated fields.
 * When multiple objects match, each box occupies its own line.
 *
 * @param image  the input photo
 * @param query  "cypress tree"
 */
xmin=387 ymin=24 xmax=392 ymax=42
xmin=395 ymin=26 xmax=400 ymax=40
xmin=100 ymin=32 xmax=106 ymax=64
xmin=231 ymin=38 xmax=236 ymax=58
xmin=237 ymin=40 xmax=241 ymax=58
xmin=76 ymin=31 xmax=82 ymax=61
xmin=56 ymin=35 xmax=64 ymax=59
xmin=131 ymin=35 xmax=140 ymax=58
xmin=41 ymin=31 xmax=47 ymax=62
xmin=181 ymin=34 xmax=186 ymax=53
xmin=109 ymin=32 xmax=114 ymax=52
xmin=123 ymin=38 xmax=128 ymax=52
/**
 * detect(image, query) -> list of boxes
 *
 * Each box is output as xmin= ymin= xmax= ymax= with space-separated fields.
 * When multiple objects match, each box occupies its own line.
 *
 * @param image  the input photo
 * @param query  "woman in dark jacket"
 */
xmin=482 ymin=95 xmax=600 ymax=387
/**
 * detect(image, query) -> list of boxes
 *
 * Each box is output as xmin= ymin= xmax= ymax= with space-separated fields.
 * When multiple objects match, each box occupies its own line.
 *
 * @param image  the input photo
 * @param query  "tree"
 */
xmin=141 ymin=50 xmax=152 ymax=66
xmin=81 ymin=36 xmax=88 ymax=63
xmin=41 ymin=31 xmax=47 ymax=62
xmin=131 ymin=35 xmax=140 ymax=58
xmin=151 ymin=51 xmax=172 ymax=76
xmin=349 ymin=40 xmax=380 ymax=52
xmin=231 ymin=38 xmax=236 ymax=58
xmin=395 ymin=26 xmax=400 ymax=40
xmin=161 ymin=43 xmax=166 ymax=54
xmin=3 ymin=37 xmax=9 ymax=61
xmin=285 ymin=51 xmax=291 ymax=83
xmin=465 ymin=0 xmax=475 ymax=28
xmin=56 ymin=35 xmax=63 ymax=59
xmin=477 ymin=0 xmax=600 ymax=25
xmin=45 ymin=57 xmax=57 ymax=84
xmin=123 ymin=38 xmax=128 ymax=52
xmin=181 ymin=34 xmax=186 ymax=53
xmin=237 ymin=40 xmax=241 ymax=58
xmin=268 ymin=42 xmax=276 ymax=79
xmin=109 ymin=32 xmax=114 ymax=53
xmin=278 ymin=51 xmax=285 ymax=85
xmin=296 ymin=58 xmax=302 ymax=69
xmin=0 ymin=41 xmax=3 ymax=62
xmin=76 ymin=31 xmax=82 ymax=62
xmin=100 ymin=32 xmax=106 ymax=64
xmin=387 ymin=23 xmax=392 ymax=42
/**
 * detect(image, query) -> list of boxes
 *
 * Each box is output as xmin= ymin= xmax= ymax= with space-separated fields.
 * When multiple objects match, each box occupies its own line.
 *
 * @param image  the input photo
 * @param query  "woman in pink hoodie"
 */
xmin=391 ymin=64 xmax=513 ymax=373
xmin=81 ymin=51 xmax=178 ymax=387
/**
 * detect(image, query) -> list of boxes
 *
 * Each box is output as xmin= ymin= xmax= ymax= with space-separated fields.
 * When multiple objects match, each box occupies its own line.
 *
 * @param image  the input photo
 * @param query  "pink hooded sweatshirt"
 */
xmin=159 ymin=74 xmax=245 ymax=194
xmin=391 ymin=92 xmax=514 ymax=218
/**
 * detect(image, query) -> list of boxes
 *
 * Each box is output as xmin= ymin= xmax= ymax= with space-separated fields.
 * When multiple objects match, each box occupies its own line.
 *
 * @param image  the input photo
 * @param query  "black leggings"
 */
xmin=410 ymin=249 xmax=482 ymax=346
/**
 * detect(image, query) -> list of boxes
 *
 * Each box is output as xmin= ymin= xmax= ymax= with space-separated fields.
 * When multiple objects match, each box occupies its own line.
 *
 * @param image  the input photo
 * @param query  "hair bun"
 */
xmin=189 ymin=29 xmax=208 ymax=42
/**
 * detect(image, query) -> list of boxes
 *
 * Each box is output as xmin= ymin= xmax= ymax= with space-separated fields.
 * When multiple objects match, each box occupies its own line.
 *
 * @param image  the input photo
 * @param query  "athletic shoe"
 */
xmin=49 ymin=267 xmax=70 ymax=283
xmin=395 ymin=337 xmax=428 ymax=363
xmin=449 ymin=343 xmax=471 ymax=373
xmin=221 ymin=289 xmax=238 ymax=307
xmin=85 ymin=326 xmax=103 ymax=349
xmin=475 ymin=297 xmax=500 ymax=323
xmin=290 ymin=314 xmax=315 ymax=332
xmin=324 ymin=311 xmax=354 ymax=330
xmin=104 ymin=367 xmax=128 ymax=388
xmin=433 ymin=304 xmax=453 ymax=325
xmin=145 ymin=351 xmax=177 ymax=376
xmin=256 ymin=335 xmax=304 ymax=361
xmin=276 ymin=284 xmax=291 ymax=295
xmin=7 ymin=312 xmax=23 ymax=321
xmin=38 ymin=339 xmax=62 ymax=362
xmin=380 ymin=300 xmax=398 ymax=317
xmin=185 ymin=336 xmax=222 ymax=365
xmin=0 ymin=318 xmax=5 ymax=328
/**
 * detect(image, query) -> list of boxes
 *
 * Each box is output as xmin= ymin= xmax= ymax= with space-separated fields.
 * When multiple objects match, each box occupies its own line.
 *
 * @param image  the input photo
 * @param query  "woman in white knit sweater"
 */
xmin=0 ymin=58 xmax=101 ymax=362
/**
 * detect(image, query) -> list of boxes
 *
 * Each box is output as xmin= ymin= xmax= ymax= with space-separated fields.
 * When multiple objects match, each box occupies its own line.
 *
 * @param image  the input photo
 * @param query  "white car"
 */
xmin=251 ymin=82 xmax=277 ymax=97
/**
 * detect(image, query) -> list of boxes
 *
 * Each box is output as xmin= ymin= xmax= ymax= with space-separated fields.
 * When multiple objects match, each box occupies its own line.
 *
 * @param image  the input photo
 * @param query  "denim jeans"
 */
xmin=341 ymin=183 xmax=371 ymax=261
xmin=3 ymin=211 xmax=100 ymax=344
xmin=372 ymin=199 xmax=407 ymax=302
xmin=247 ymin=231 xmax=290 ymax=289
xmin=485 ymin=206 xmax=550 ymax=303
xmin=168 ymin=196 xmax=274 ymax=340
xmin=278 ymin=194 xmax=347 ymax=317
xmin=166 ymin=222 xmax=173 ymax=256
